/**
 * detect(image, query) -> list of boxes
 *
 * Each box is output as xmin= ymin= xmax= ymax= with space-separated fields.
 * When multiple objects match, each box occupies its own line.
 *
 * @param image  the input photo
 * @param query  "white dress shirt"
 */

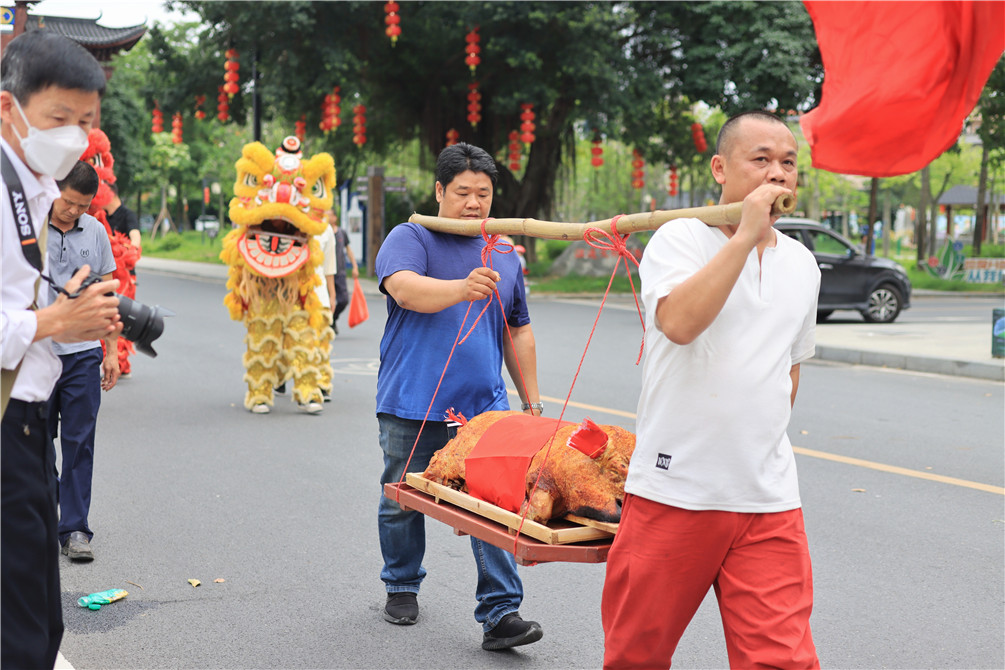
xmin=1 ymin=138 xmax=62 ymax=402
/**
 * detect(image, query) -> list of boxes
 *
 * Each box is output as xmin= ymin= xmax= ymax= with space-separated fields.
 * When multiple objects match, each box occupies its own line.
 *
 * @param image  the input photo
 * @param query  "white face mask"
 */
xmin=10 ymin=95 xmax=89 ymax=180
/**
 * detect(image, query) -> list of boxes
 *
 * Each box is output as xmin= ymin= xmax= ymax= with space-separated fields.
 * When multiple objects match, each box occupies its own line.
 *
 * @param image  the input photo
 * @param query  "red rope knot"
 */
xmin=479 ymin=218 xmax=512 ymax=267
xmin=583 ymin=215 xmax=640 ymax=270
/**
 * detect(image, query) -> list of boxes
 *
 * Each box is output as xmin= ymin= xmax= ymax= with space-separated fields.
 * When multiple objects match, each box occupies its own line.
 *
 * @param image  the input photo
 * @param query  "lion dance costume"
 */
xmin=220 ymin=136 xmax=336 ymax=414
xmin=80 ymin=129 xmax=141 ymax=374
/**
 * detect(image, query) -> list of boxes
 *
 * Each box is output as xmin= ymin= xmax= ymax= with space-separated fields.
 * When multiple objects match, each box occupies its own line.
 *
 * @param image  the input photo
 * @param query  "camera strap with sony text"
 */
xmin=1 ymin=147 xmax=48 ymax=417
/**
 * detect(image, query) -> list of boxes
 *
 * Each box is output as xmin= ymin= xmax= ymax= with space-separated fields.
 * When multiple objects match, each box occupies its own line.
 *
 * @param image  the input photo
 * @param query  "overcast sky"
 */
xmin=15 ymin=0 xmax=198 ymax=28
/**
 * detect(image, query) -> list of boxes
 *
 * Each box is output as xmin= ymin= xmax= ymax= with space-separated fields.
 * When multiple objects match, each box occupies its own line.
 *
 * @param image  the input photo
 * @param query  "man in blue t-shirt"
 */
xmin=375 ymin=143 xmax=544 ymax=651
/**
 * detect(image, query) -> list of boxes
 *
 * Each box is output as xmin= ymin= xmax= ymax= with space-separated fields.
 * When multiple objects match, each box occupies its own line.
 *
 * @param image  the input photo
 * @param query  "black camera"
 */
xmin=78 ymin=271 xmax=173 ymax=357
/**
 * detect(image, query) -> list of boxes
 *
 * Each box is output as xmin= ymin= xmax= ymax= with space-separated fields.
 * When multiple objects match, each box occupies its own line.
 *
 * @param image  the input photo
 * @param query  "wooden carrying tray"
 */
xmin=383 ymin=474 xmax=617 ymax=565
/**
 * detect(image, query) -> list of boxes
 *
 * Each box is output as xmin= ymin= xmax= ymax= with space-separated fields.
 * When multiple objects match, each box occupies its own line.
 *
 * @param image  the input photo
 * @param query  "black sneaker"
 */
xmin=384 ymin=592 xmax=418 ymax=625
xmin=482 ymin=612 xmax=543 ymax=650
xmin=61 ymin=531 xmax=94 ymax=562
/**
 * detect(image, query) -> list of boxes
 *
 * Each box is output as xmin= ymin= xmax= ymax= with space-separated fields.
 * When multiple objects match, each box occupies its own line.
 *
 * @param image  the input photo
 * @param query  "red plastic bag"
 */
xmin=348 ymin=277 xmax=369 ymax=328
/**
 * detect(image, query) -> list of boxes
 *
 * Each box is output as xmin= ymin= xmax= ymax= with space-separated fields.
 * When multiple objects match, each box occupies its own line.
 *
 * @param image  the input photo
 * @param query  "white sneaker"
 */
xmin=298 ymin=402 xmax=323 ymax=415
xmin=251 ymin=404 xmax=270 ymax=414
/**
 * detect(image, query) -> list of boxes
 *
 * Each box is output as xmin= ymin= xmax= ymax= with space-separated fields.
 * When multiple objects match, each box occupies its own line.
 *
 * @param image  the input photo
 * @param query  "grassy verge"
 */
xmin=143 ymin=231 xmax=226 ymax=264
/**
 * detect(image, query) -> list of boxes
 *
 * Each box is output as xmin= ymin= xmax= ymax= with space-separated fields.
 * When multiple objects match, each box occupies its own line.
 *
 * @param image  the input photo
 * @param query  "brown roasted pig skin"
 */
xmin=423 ymin=411 xmax=635 ymax=524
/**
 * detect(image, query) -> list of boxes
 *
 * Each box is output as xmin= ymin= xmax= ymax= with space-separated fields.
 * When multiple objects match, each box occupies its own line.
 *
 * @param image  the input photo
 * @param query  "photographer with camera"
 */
xmin=1 ymin=31 xmax=120 ymax=669
xmin=46 ymin=160 xmax=119 ymax=563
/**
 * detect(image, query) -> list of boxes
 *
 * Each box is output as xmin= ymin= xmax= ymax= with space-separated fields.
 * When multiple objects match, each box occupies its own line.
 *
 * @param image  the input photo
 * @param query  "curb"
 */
xmin=814 ymin=345 xmax=1004 ymax=382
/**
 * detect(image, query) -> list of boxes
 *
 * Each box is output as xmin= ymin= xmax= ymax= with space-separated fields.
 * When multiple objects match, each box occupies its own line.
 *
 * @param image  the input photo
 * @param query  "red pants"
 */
xmin=602 ymin=494 xmax=819 ymax=669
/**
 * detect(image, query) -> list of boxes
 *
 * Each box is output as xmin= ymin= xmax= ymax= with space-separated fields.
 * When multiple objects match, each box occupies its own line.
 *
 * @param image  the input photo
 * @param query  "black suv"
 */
xmin=775 ymin=218 xmax=912 ymax=323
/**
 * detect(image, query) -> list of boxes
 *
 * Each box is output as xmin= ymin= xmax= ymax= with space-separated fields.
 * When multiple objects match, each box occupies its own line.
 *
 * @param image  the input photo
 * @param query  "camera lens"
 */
xmin=117 ymin=295 xmax=173 ymax=357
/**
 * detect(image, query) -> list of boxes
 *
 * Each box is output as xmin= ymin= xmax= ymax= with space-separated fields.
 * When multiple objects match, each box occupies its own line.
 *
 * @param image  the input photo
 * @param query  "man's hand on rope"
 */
xmin=461 ymin=267 xmax=501 ymax=302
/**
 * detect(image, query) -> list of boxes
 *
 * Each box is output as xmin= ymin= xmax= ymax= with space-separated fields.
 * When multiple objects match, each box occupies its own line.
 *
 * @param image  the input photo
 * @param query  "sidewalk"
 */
xmin=138 ymin=257 xmax=1004 ymax=382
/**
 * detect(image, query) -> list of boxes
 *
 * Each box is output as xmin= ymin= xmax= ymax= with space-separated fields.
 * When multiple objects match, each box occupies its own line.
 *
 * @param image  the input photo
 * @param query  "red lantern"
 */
xmin=171 ymin=112 xmax=183 ymax=144
xmin=508 ymin=130 xmax=522 ymax=171
xmin=668 ymin=165 xmax=678 ymax=196
xmin=320 ymin=86 xmax=341 ymax=132
xmin=445 ymin=128 xmax=460 ymax=147
xmin=691 ymin=122 xmax=707 ymax=153
xmin=467 ymin=81 xmax=482 ymax=127
xmin=194 ymin=95 xmax=206 ymax=121
xmin=217 ymin=85 xmax=230 ymax=123
xmin=223 ymin=48 xmax=240 ymax=98
xmin=590 ymin=134 xmax=603 ymax=168
xmin=295 ymin=114 xmax=306 ymax=142
xmin=151 ymin=104 xmax=164 ymax=134
xmin=520 ymin=103 xmax=535 ymax=144
xmin=385 ymin=1 xmax=401 ymax=46
xmin=631 ymin=149 xmax=644 ymax=189
xmin=353 ymin=104 xmax=367 ymax=147
xmin=464 ymin=27 xmax=481 ymax=75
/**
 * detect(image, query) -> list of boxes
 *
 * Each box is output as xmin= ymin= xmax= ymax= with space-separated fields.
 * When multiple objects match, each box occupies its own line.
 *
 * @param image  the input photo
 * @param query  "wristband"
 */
xmin=521 ymin=402 xmax=544 ymax=412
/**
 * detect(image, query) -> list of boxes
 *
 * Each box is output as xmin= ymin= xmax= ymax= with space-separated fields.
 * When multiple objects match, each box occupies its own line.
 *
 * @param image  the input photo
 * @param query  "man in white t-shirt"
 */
xmin=602 ymin=111 xmax=821 ymax=670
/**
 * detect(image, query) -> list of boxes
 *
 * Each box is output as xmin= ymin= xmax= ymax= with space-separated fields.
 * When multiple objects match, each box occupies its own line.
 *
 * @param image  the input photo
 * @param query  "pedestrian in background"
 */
xmin=326 ymin=208 xmax=358 ymax=335
xmin=46 ymin=160 xmax=119 ymax=562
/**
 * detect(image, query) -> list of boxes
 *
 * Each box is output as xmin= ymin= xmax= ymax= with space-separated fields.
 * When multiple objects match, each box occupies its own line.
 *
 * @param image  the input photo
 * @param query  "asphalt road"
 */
xmin=55 ymin=272 xmax=1004 ymax=669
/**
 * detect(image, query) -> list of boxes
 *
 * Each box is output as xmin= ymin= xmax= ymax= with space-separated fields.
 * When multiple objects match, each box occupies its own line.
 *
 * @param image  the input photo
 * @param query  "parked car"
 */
xmin=775 ymin=217 xmax=912 ymax=323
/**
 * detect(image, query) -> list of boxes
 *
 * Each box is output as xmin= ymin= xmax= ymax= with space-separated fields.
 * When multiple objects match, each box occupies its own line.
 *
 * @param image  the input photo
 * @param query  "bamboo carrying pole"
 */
xmin=409 ymin=194 xmax=796 ymax=240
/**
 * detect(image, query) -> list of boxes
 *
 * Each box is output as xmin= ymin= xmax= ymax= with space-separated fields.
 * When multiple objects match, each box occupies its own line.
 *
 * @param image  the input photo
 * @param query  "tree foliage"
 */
xmin=156 ymin=0 xmax=822 ymax=223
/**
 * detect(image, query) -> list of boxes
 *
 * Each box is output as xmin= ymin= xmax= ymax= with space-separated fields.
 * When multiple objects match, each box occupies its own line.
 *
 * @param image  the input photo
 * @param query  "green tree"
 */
xmin=159 ymin=0 xmax=822 ymax=235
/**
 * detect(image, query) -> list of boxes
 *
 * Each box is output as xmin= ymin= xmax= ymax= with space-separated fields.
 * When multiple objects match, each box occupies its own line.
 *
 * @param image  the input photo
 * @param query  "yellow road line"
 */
xmin=508 ymin=390 xmax=1004 ymax=495
xmin=791 ymin=446 xmax=1005 ymax=495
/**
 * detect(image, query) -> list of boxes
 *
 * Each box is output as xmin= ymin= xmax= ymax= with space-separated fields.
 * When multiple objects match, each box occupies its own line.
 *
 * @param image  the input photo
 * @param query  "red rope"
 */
xmin=512 ymin=215 xmax=647 ymax=553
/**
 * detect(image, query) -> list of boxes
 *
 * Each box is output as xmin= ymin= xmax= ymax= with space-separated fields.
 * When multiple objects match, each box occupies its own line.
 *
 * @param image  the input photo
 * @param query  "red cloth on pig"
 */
xmin=465 ymin=414 xmax=572 ymax=513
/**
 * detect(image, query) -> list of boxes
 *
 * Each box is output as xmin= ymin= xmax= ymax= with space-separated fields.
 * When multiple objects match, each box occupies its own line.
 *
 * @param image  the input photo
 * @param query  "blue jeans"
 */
xmin=48 ymin=348 xmax=103 ymax=545
xmin=377 ymin=413 xmax=524 ymax=630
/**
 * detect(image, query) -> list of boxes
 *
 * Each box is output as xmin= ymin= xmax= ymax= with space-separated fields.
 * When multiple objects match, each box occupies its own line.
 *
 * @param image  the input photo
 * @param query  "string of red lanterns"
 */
xmin=385 ymin=2 xmax=401 ymax=46
xmin=171 ymin=112 xmax=183 ymax=144
xmin=223 ymin=48 xmax=240 ymax=98
xmin=352 ymin=104 xmax=367 ymax=147
xmin=691 ymin=122 xmax=707 ymax=153
xmin=508 ymin=130 xmax=522 ymax=171
xmin=445 ymin=128 xmax=460 ymax=147
xmin=320 ymin=86 xmax=341 ymax=133
xmin=520 ymin=103 xmax=535 ymax=145
xmin=590 ymin=134 xmax=603 ymax=168
xmin=151 ymin=104 xmax=163 ymax=134
xmin=217 ymin=85 xmax=230 ymax=123
xmin=194 ymin=95 xmax=206 ymax=121
xmin=295 ymin=114 xmax=306 ymax=142
xmin=668 ymin=165 xmax=679 ymax=196
xmin=465 ymin=27 xmax=481 ymax=75
xmin=467 ymin=81 xmax=482 ymax=128
xmin=631 ymin=149 xmax=645 ymax=189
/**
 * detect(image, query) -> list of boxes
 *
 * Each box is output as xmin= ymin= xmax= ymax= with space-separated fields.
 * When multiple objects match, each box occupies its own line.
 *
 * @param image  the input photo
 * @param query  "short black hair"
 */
xmin=715 ymin=111 xmax=787 ymax=157
xmin=1 ymin=31 xmax=107 ymax=102
xmin=57 ymin=161 xmax=100 ymax=197
xmin=435 ymin=142 xmax=498 ymax=190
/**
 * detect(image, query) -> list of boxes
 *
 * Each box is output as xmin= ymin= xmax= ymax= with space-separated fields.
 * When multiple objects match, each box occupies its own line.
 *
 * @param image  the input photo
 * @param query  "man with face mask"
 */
xmin=1 ymin=31 xmax=122 ymax=669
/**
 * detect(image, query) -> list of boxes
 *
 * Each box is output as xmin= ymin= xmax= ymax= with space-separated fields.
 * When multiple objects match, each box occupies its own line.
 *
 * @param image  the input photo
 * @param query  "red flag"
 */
xmin=800 ymin=1 xmax=1005 ymax=177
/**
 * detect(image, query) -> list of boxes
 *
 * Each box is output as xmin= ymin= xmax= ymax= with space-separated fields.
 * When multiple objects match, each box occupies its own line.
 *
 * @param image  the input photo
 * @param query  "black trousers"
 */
xmin=332 ymin=272 xmax=349 ymax=323
xmin=1 ymin=399 xmax=63 ymax=670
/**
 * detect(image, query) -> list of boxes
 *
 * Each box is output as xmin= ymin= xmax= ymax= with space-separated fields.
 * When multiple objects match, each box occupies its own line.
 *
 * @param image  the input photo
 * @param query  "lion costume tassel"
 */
xmin=221 ymin=136 xmax=336 ymax=414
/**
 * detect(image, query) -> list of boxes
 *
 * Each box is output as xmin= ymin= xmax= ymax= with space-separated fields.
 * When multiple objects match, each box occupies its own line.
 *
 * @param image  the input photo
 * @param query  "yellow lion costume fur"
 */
xmin=220 ymin=136 xmax=336 ymax=413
